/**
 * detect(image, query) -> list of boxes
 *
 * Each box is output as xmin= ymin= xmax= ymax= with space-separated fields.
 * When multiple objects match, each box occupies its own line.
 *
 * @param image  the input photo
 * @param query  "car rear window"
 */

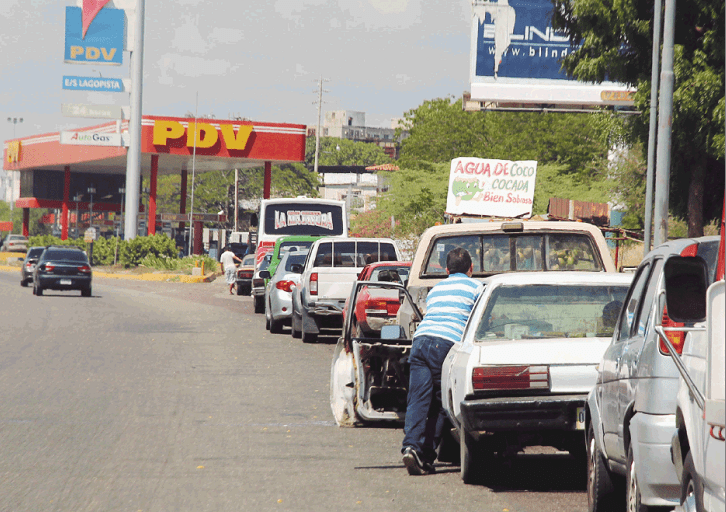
xmin=45 ymin=249 xmax=88 ymax=263
xmin=314 ymin=241 xmax=398 ymax=267
xmin=284 ymin=253 xmax=307 ymax=272
xmin=474 ymin=283 xmax=630 ymax=341
xmin=27 ymin=248 xmax=45 ymax=258
xmin=371 ymin=265 xmax=411 ymax=283
xmin=423 ymin=232 xmax=602 ymax=276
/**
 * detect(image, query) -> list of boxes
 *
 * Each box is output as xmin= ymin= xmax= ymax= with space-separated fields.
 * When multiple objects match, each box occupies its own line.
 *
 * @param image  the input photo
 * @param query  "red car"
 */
xmin=346 ymin=261 xmax=412 ymax=338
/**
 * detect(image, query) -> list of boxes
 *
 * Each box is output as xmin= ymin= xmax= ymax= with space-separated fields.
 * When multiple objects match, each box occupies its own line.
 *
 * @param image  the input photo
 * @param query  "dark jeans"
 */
xmin=401 ymin=334 xmax=454 ymax=464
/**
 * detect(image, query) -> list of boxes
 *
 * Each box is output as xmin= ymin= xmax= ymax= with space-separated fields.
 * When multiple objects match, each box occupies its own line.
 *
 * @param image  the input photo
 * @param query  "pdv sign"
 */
xmin=64 ymin=6 xmax=124 ymax=65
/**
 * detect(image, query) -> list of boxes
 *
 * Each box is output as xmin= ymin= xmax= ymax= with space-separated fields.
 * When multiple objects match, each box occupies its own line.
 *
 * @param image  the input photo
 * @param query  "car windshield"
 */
xmin=423 ymin=233 xmax=602 ymax=276
xmin=474 ymin=283 xmax=629 ymax=341
xmin=45 ymin=250 xmax=88 ymax=263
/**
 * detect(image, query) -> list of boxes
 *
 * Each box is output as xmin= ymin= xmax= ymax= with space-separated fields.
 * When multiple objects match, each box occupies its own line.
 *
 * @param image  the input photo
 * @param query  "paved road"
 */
xmin=0 ymin=271 xmax=588 ymax=512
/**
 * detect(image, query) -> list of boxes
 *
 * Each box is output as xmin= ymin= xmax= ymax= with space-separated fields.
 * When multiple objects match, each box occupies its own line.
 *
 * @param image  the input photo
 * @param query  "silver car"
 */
xmin=262 ymin=250 xmax=308 ymax=334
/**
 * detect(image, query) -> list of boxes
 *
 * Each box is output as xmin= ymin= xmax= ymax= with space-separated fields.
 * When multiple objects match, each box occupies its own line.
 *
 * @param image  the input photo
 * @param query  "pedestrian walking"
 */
xmin=219 ymin=245 xmax=243 ymax=295
xmin=401 ymin=247 xmax=484 ymax=475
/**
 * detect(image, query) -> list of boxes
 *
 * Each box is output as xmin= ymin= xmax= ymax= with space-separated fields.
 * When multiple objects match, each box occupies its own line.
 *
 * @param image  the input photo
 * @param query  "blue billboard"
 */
xmin=472 ymin=0 xmax=578 ymax=81
xmin=64 ymin=6 xmax=124 ymax=65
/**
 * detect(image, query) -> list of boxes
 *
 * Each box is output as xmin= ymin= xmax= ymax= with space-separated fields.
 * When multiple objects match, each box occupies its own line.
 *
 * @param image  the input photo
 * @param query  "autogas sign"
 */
xmin=60 ymin=131 xmax=123 ymax=146
xmin=64 ymin=6 xmax=124 ymax=65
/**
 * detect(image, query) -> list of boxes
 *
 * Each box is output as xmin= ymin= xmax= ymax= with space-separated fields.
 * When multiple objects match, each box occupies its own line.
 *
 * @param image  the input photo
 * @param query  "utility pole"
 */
xmin=234 ymin=168 xmax=239 ymax=232
xmin=313 ymin=76 xmax=329 ymax=176
xmin=653 ymin=0 xmax=676 ymax=247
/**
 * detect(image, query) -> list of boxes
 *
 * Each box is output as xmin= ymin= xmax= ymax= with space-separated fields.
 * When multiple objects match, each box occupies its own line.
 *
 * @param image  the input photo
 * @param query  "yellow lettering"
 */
xmin=101 ymin=47 xmax=117 ymax=61
xmin=153 ymin=120 xmax=185 ymax=146
xmin=187 ymin=122 xmax=218 ymax=148
xmin=220 ymin=124 xmax=254 ymax=150
xmin=70 ymin=46 xmax=84 ymax=59
xmin=6 ymin=141 xmax=21 ymax=164
xmin=86 ymin=47 xmax=101 ymax=60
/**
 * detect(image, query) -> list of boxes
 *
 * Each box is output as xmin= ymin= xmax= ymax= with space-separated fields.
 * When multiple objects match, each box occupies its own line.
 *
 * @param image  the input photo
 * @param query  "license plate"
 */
xmin=60 ymin=279 xmax=72 ymax=285
xmin=575 ymin=407 xmax=585 ymax=430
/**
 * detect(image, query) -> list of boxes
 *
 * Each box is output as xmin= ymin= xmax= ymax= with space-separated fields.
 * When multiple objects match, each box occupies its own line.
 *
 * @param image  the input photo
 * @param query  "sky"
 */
xmin=1 ymin=0 xmax=472 ymax=146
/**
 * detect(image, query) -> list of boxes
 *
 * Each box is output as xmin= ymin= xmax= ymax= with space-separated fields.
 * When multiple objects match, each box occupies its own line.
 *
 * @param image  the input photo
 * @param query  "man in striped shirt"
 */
xmin=402 ymin=247 xmax=484 ymax=475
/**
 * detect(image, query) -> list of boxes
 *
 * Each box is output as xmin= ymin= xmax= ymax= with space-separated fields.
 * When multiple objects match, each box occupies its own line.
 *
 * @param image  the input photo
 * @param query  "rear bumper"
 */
xmin=36 ymin=274 xmax=92 ymax=290
xmin=460 ymin=394 xmax=586 ymax=433
xmin=630 ymin=412 xmax=680 ymax=506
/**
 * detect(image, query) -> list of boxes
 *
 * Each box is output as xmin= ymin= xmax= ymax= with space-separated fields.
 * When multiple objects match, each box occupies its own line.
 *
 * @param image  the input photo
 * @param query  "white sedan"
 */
xmin=441 ymin=271 xmax=632 ymax=484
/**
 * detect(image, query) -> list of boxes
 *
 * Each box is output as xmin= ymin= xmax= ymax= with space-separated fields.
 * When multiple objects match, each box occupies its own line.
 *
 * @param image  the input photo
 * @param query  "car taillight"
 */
xmin=310 ymin=272 xmax=318 ymax=295
xmin=25 ymin=262 xmax=33 ymax=269
xmin=679 ymin=243 xmax=699 ymax=257
xmin=364 ymin=298 xmax=398 ymax=316
xmin=659 ymin=305 xmax=685 ymax=355
xmin=472 ymin=365 xmax=550 ymax=391
xmin=276 ymin=280 xmax=296 ymax=292
xmin=238 ymin=271 xmax=253 ymax=279
xmin=44 ymin=264 xmax=55 ymax=272
xmin=78 ymin=265 xmax=91 ymax=273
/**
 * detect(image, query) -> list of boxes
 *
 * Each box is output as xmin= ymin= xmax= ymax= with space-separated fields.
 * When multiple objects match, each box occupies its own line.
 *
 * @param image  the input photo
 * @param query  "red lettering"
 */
xmin=482 ymin=163 xmax=491 ymax=177
xmin=454 ymin=161 xmax=465 ymax=174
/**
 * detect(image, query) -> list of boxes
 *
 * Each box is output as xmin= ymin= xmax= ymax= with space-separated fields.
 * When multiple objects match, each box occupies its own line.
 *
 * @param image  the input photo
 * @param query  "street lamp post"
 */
xmin=7 ymin=117 xmax=23 ymax=138
xmin=74 ymin=194 xmax=82 ymax=237
xmin=88 ymin=186 xmax=96 ymax=230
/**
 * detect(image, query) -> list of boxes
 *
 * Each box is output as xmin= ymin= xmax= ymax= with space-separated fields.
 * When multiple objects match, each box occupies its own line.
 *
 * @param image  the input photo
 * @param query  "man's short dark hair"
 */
xmin=447 ymin=247 xmax=472 ymax=274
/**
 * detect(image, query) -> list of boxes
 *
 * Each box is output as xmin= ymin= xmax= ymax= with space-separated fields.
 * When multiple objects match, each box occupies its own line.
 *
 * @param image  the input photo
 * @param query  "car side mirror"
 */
xmin=290 ymin=264 xmax=303 ymax=274
xmin=258 ymin=270 xmax=271 ymax=279
xmin=663 ymin=256 xmax=708 ymax=323
xmin=381 ymin=325 xmax=405 ymax=340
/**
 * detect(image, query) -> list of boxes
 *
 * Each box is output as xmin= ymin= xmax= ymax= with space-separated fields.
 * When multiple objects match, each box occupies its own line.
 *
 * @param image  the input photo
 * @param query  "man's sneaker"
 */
xmin=402 ymin=447 xmax=435 ymax=475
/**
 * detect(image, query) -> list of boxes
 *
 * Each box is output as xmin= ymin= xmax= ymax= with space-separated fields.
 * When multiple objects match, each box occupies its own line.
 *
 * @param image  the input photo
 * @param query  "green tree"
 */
xmin=552 ymin=0 xmax=725 ymax=236
xmin=397 ymin=97 xmax=610 ymax=178
xmin=305 ymin=137 xmax=392 ymax=167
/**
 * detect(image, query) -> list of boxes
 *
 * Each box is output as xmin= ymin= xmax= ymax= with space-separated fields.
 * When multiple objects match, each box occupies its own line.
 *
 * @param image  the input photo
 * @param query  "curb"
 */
xmin=0 ymin=265 xmax=221 ymax=284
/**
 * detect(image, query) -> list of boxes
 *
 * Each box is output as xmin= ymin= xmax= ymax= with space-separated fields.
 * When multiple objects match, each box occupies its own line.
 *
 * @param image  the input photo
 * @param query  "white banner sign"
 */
xmin=62 ymin=103 xmax=123 ymax=119
xmin=60 ymin=131 xmax=123 ymax=146
xmin=446 ymin=157 xmax=537 ymax=218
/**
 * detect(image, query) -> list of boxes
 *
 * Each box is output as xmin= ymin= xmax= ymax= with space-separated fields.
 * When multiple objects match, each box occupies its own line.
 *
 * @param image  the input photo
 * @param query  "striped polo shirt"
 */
xmin=413 ymin=273 xmax=484 ymax=344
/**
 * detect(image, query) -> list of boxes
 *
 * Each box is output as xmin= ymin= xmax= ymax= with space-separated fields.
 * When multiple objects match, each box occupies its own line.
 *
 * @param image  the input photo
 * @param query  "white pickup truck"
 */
xmin=660 ymin=225 xmax=725 ymax=512
xmin=290 ymin=237 xmax=402 ymax=343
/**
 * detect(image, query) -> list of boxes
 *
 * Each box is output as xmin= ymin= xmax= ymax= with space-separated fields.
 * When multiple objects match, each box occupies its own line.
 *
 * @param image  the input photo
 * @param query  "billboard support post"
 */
xmin=124 ymin=0 xmax=145 ymax=240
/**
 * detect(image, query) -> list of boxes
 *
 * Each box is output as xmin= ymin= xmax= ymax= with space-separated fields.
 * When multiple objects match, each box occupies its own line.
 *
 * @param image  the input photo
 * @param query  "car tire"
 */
xmin=269 ymin=316 xmax=284 ymax=334
xmin=35 ymin=284 xmax=43 ymax=296
xmin=254 ymin=295 xmax=264 ymax=314
xmin=236 ymin=284 xmax=243 ymax=296
xmin=588 ymin=422 xmax=618 ymax=512
xmin=82 ymin=287 xmax=91 ymax=297
xmin=460 ymin=426 xmax=486 ymax=484
xmin=329 ymin=340 xmax=359 ymax=427
xmin=627 ymin=444 xmax=655 ymax=512
xmin=20 ymin=278 xmax=28 ymax=287
xmin=681 ymin=451 xmax=704 ymax=512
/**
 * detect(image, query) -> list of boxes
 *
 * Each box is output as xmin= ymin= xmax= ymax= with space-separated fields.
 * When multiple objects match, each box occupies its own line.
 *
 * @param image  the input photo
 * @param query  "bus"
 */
xmin=253 ymin=198 xmax=348 ymax=265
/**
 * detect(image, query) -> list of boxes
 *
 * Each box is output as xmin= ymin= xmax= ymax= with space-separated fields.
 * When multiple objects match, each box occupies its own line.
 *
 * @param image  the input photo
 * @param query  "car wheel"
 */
xmin=681 ymin=451 xmax=703 ymax=512
xmin=329 ymin=340 xmax=359 ymax=427
xmin=254 ymin=295 xmax=264 ymax=314
xmin=301 ymin=310 xmax=318 ymax=343
xmin=20 ymin=278 xmax=28 ymax=287
xmin=627 ymin=445 xmax=654 ymax=512
xmin=588 ymin=422 xmax=618 ymax=512
xmin=460 ymin=426 xmax=487 ymax=484
xmin=35 ymin=284 xmax=43 ymax=296
xmin=236 ymin=284 xmax=243 ymax=296
xmin=82 ymin=287 xmax=91 ymax=297
xmin=269 ymin=316 xmax=284 ymax=334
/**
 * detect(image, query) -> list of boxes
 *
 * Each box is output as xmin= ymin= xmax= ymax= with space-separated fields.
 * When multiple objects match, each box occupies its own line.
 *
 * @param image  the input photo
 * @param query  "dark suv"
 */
xmin=33 ymin=246 xmax=93 ymax=297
